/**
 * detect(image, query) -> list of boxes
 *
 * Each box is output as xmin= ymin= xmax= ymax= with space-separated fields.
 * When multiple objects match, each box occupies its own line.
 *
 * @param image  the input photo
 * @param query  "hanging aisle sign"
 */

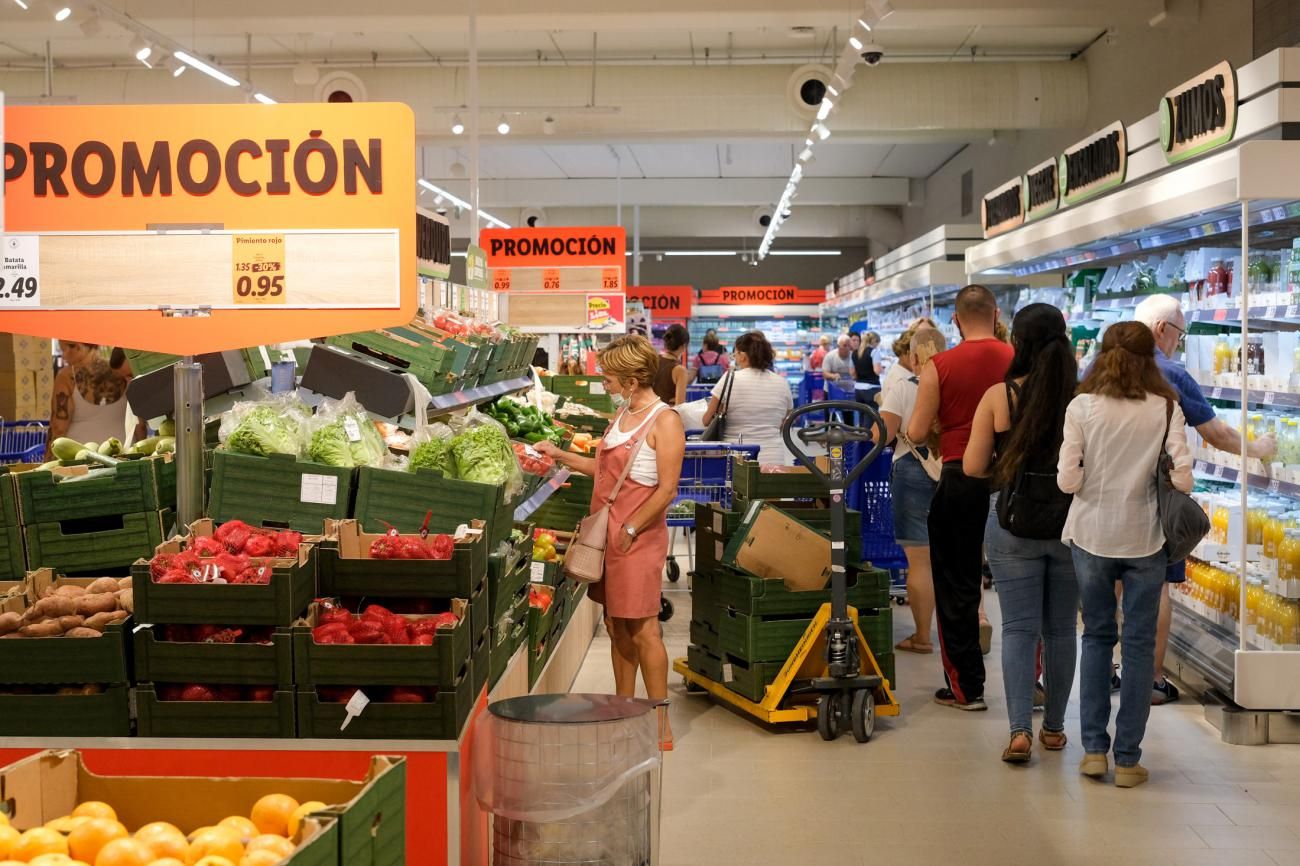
xmin=627 ymin=286 xmax=693 ymax=319
xmin=1160 ymin=60 xmax=1238 ymax=164
xmin=1023 ymin=156 xmax=1061 ymax=222
xmin=465 ymin=243 xmax=488 ymax=290
xmin=981 ymin=176 xmax=1024 ymax=238
xmin=415 ymin=207 xmax=451 ymax=280
xmin=0 ymin=102 xmax=416 ymax=354
xmin=486 ymin=226 xmax=626 ymax=333
xmin=1058 ymin=120 xmax=1127 ymax=207
xmin=698 ymin=286 xmax=825 ymax=305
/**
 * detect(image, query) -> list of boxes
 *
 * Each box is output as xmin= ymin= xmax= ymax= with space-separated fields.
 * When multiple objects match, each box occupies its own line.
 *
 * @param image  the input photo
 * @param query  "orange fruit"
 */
xmin=284 ymin=802 xmax=324 ymax=841
xmin=72 ymin=804 xmax=116 ymax=823
xmin=132 ymin=825 xmax=186 ymax=861
xmin=29 ymin=855 xmax=77 ymax=866
xmin=212 ymin=820 xmax=254 ymax=845
xmin=184 ymin=828 xmax=242 ymax=866
xmin=44 ymin=818 xmax=90 ymax=835
xmin=92 ymin=838 xmax=153 ymax=866
xmin=0 ymin=815 xmax=7 ymax=828
xmin=241 ymin=837 xmax=292 ymax=859
xmin=0 ymin=825 xmax=20 ymax=858
xmin=237 ymin=853 xmax=281 ymax=866
xmin=191 ymin=859 xmax=235 ymax=866
xmin=149 ymin=859 xmax=186 ymax=866
xmin=11 ymin=827 xmax=69 ymax=861
xmin=246 ymin=797 xmax=296 ymax=840
xmin=68 ymin=820 xmax=129 ymax=864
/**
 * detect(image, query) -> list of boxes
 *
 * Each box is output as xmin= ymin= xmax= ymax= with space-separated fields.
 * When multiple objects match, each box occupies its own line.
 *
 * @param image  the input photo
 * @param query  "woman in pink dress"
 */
xmin=538 ymin=335 xmax=686 ymax=747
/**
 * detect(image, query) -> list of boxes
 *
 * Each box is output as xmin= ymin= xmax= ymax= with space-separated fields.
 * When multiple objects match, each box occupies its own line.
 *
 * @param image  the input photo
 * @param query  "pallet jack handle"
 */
xmin=781 ymin=400 xmax=887 ymax=490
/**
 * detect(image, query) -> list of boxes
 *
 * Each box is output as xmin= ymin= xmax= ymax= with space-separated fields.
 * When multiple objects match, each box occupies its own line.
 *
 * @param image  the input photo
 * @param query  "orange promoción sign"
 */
xmin=0 ymin=102 xmax=416 ymax=354
xmin=482 ymin=226 xmax=625 ymax=269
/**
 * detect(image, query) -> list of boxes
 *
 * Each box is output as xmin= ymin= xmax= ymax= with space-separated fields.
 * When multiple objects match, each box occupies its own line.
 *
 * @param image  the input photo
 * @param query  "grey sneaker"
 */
xmin=934 ymin=687 xmax=988 ymax=711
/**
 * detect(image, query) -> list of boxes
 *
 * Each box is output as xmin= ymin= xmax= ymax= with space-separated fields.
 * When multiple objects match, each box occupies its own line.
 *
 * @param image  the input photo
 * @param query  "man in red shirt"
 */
xmin=907 ymin=285 xmax=1013 ymax=711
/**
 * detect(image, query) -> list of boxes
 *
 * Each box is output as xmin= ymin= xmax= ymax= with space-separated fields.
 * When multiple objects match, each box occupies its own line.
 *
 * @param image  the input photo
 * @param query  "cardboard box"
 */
xmin=319 ymin=518 xmax=487 ymax=599
xmin=0 ymin=334 xmax=52 ymax=373
xmin=722 ymin=500 xmax=833 ymax=592
xmin=0 ymin=750 xmax=406 ymax=865
xmin=0 ymin=369 xmax=47 ymax=420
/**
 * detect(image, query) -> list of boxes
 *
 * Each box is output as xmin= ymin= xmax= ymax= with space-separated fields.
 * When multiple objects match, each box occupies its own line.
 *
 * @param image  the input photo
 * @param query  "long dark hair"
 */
xmin=1078 ymin=321 xmax=1179 ymax=402
xmin=993 ymin=304 xmax=1078 ymax=488
xmin=734 ymin=331 xmax=775 ymax=371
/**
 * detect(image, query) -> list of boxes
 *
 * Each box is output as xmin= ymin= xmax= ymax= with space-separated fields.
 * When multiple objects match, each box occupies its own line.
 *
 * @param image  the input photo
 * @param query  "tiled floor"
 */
xmin=569 ymin=548 xmax=1300 ymax=866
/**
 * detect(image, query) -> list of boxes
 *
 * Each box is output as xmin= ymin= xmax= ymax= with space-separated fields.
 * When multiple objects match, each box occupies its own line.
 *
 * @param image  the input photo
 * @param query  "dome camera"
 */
xmin=753 ymin=206 xmax=775 ymax=228
xmin=860 ymin=43 xmax=885 ymax=66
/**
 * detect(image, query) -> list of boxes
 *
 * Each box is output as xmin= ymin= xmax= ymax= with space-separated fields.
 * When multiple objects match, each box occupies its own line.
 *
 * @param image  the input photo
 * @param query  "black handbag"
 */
xmin=1157 ymin=399 xmax=1210 ymax=562
xmin=996 ymin=382 xmax=1073 ymax=540
xmin=698 ymin=371 xmax=735 ymax=442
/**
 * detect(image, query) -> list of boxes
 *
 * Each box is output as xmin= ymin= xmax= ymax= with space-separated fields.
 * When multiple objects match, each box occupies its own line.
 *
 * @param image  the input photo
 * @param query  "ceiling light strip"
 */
xmin=418 ymin=180 xmax=512 ymax=228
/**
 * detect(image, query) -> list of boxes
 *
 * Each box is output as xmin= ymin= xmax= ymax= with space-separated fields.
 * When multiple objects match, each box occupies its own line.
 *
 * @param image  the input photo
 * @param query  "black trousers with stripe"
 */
xmin=927 ymin=462 xmax=990 ymax=703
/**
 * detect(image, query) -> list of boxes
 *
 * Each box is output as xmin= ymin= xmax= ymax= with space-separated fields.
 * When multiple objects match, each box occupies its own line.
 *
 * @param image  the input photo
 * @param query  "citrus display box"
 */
xmin=0 ymin=750 xmax=407 ymax=866
xmin=318 ymin=518 xmax=488 ymax=599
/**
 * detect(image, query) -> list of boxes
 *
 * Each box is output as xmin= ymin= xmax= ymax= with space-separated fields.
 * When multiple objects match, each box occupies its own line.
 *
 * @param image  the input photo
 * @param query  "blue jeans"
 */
xmin=985 ymin=508 xmax=1079 ymax=737
xmin=1071 ymin=544 xmax=1167 ymax=767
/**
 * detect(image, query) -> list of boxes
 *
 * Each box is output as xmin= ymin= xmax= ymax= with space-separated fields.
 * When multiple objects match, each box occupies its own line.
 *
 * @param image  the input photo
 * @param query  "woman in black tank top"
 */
xmin=654 ymin=324 xmax=689 ymax=405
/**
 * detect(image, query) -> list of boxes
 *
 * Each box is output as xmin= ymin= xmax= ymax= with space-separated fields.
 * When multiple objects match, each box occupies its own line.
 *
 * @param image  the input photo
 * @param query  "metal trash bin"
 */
xmin=473 ymin=694 xmax=664 ymax=866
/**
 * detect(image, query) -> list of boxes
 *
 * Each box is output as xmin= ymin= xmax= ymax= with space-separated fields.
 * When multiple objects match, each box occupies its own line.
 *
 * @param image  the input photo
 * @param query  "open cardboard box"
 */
xmin=322 ymin=517 xmax=484 ymax=560
xmin=0 ymin=751 xmax=406 ymax=863
xmin=722 ymin=500 xmax=833 ymax=592
xmin=165 ymin=517 xmax=319 ymax=568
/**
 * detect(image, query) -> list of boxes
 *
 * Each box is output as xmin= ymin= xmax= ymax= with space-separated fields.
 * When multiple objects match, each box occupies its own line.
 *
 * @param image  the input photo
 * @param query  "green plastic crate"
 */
xmin=317 ymin=527 xmax=488 ymax=600
xmin=489 ymin=614 xmax=527 ymax=687
xmin=724 ymin=655 xmax=781 ymax=703
xmin=730 ymin=457 xmax=830 ymax=500
xmin=0 ymin=684 xmax=131 ymax=736
xmin=209 ymin=451 xmax=355 ymax=533
xmin=25 ymin=510 xmax=166 ymax=575
xmin=0 ymin=618 xmax=131 ymax=685
xmin=326 ymin=327 xmax=457 ymax=388
xmin=689 ymin=568 xmax=723 ymax=629
xmin=295 ymin=664 xmax=474 ymax=740
xmin=468 ymin=577 xmax=490 ymax=642
xmin=353 ymin=466 xmax=512 ymax=548
xmin=715 ymin=566 xmax=891 ymax=616
xmin=0 ymin=525 xmax=24 ymax=581
xmin=16 ymin=459 xmax=160 ymax=525
xmin=689 ymin=619 xmax=721 ymax=655
xmin=719 ymin=606 xmax=893 ymax=664
xmin=471 ymin=632 xmax=489 ymax=697
xmin=132 ymin=542 xmax=316 ymax=627
xmin=324 ymin=755 xmax=407 ymax=866
xmin=686 ymin=644 xmax=725 ymax=682
xmin=133 ymin=626 xmax=294 ymax=687
xmin=293 ymin=601 xmax=472 ymax=688
xmin=135 ymin=685 xmax=297 ymax=738
xmin=696 ymin=500 xmax=863 ymax=564
xmin=491 ymin=559 xmax=531 ymax=624
xmin=0 ymin=468 xmax=22 ymax=527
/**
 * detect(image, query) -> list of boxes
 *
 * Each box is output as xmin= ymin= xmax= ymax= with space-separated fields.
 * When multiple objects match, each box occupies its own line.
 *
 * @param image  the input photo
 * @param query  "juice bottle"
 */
xmin=1225 ymin=570 xmax=1241 ymax=622
xmin=1214 ymin=336 xmax=1232 ymax=376
xmin=1281 ymin=600 xmax=1299 ymax=646
xmin=1264 ymin=509 xmax=1284 ymax=559
xmin=1212 ymin=505 xmax=1231 ymax=544
xmin=1248 ymin=507 xmax=1265 ymax=546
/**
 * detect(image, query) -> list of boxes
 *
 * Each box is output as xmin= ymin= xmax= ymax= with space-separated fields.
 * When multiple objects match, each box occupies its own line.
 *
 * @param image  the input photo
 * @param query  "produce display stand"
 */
xmin=963 ymin=48 xmax=1300 ymax=741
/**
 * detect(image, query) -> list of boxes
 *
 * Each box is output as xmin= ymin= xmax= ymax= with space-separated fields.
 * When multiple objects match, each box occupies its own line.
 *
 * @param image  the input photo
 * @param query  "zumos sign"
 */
xmin=1160 ymin=60 xmax=1238 ymax=164
xmin=0 ymin=102 xmax=416 ymax=354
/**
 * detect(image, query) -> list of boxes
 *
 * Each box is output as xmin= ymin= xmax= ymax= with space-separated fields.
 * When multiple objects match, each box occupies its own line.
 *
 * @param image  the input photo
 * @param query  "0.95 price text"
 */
xmin=236 ymin=275 xmax=284 ymax=297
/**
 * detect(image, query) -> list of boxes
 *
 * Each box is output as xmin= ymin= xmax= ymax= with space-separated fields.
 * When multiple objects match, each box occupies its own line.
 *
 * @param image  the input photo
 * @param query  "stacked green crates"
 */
xmin=686 ymin=502 xmax=894 ymax=703
xmin=0 ymin=470 xmax=24 ymax=581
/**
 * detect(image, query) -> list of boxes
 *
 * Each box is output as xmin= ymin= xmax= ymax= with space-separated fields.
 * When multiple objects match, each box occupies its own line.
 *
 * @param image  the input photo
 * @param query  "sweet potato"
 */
xmin=84 ymin=610 xmax=128 ymax=631
xmin=117 ymin=576 xmax=132 ymax=590
xmin=0 ymin=612 xmax=20 ymax=635
xmin=0 ymin=632 xmax=22 ymax=639
xmin=64 ymin=627 xmax=103 ymax=638
xmin=57 ymin=615 xmax=85 ymax=632
xmin=74 ymin=593 xmax=118 ymax=616
xmin=19 ymin=621 xmax=65 ymax=637
xmin=27 ymin=596 xmax=77 ymax=620
xmin=117 ymin=588 xmax=133 ymax=614
xmin=53 ymin=585 xmax=87 ymax=598
xmin=86 ymin=577 xmax=121 ymax=595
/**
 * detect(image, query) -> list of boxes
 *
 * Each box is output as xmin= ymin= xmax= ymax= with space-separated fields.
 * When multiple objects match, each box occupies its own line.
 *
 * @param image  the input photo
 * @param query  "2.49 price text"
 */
xmin=0 ymin=276 xmax=39 ymax=300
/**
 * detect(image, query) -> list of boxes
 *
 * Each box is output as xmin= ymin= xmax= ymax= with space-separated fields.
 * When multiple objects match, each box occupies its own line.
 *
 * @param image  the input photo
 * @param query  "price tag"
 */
xmin=0 ymin=235 xmax=41 ymax=308
xmin=343 ymin=417 xmax=363 ymax=442
xmin=1266 ymin=306 xmax=1278 ymax=319
xmin=1265 ymin=391 xmax=1276 ymax=405
xmin=1288 ymin=304 xmax=1299 ymax=318
xmin=1213 ymin=308 xmax=1228 ymax=322
xmin=491 ymin=270 xmax=511 ymax=292
xmin=1213 ymin=464 xmax=1225 ymax=478
xmin=232 ymin=234 xmax=287 ymax=304
xmin=542 ymin=268 xmax=562 ymax=290
xmin=1211 ymin=388 xmax=1223 ymax=399
xmin=1269 ymin=478 xmax=1281 ymax=494
xmin=340 ymin=689 xmax=370 ymax=731
xmin=601 ymin=267 xmax=621 ymax=291
xmin=300 ymin=473 xmax=339 ymax=505
xmin=530 ymin=561 xmax=547 ymax=583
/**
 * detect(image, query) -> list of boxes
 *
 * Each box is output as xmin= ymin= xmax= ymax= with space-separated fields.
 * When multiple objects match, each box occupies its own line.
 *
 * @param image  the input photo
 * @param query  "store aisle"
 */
xmin=569 ymin=552 xmax=1300 ymax=866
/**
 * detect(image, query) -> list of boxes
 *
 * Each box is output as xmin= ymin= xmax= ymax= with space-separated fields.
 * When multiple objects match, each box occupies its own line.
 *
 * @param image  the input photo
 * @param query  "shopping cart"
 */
xmin=0 ymin=420 xmax=49 ymax=464
xmin=685 ymin=384 xmax=714 ymax=404
xmin=662 ymin=442 xmax=760 ymax=607
xmin=846 ymin=441 xmax=910 ymax=604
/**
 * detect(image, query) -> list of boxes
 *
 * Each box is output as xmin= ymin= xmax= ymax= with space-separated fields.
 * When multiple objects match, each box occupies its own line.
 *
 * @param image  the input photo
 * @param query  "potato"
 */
xmin=27 ymin=596 xmax=77 ymax=620
xmin=0 ymin=612 xmax=20 ymax=635
xmin=117 ymin=575 xmax=133 ymax=590
xmin=74 ymin=593 xmax=118 ymax=616
xmin=57 ymin=615 xmax=85 ymax=632
xmin=64 ymin=627 xmax=103 ymax=639
xmin=84 ymin=610 xmax=128 ymax=631
xmin=117 ymin=588 xmax=134 ymax=614
xmin=53 ymin=585 xmax=87 ymax=598
xmin=86 ymin=577 xmax=121 ymax=595
xmin=19 ymin=621 xmax=65 ymax=637
xmin=0 ymin=632 xmax=22 ymax=639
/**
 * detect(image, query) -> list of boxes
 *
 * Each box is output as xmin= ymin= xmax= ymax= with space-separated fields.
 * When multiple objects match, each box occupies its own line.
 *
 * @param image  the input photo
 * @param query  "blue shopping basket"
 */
xmin=663 ymin=441 xmax=760 ymax=582
xmin=0 ymin=420 xmax=48 ymax=464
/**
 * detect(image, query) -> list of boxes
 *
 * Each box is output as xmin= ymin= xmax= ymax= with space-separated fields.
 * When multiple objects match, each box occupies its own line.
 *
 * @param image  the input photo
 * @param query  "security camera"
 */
xmin=752 ymin=206 xmax=775 ymax=228
xmin=521 ymin=207 xmax=547 ymax=228
xmin=860 ymin=43 xmax=885 ymax=66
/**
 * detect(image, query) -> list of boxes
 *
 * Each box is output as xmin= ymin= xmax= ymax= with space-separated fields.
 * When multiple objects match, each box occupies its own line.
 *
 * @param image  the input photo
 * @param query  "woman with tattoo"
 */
xmin=46 ymin=341 xmax=129 ymax=458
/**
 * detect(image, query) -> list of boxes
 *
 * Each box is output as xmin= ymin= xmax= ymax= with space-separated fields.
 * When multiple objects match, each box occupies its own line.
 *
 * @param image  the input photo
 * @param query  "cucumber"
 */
xmin=130 ymin=436 xmax=161 ymax=456
xmin=99 ymin=438 xmax=122 ymax=456
xmin=155 ymin=437 xmax=176 ymax=454
xmin=50 ymin=437 xmax=84 ymax=461
xmin=159 ymin=418 xmax=176 ymax=437
xmin=82 ymin=441 xmax=99 ymax=455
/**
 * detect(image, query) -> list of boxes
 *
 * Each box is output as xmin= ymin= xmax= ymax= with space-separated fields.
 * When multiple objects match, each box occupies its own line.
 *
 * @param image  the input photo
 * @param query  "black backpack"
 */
xmin=995 ymin=382 xmax=1073 ymax=540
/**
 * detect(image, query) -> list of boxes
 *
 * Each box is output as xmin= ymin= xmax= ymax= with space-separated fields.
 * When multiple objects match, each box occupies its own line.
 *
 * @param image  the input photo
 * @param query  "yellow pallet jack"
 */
xmin=674 ymin=400 xmax=900 ymax=741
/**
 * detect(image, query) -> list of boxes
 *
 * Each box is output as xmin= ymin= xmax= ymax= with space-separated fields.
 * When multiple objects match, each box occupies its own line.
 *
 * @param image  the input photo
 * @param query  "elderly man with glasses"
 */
xmin=1132 ymin=294 xmax=1277 ymax=706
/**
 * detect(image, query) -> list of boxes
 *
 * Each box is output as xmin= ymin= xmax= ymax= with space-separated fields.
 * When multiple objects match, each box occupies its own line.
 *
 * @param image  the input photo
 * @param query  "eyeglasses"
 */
xmin=1164 ymin=321 xmax=1186 ymax=337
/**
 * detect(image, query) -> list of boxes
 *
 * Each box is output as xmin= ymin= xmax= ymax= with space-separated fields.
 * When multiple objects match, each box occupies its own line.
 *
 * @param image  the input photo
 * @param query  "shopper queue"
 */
xmin=873 ymin=287 xmax=1252 ymax=786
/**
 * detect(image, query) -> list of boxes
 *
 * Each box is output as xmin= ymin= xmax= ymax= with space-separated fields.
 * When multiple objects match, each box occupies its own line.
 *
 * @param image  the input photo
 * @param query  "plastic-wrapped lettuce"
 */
xmin=408 ymin=423 xmax=456 ymax=476
xmin=450 ymin=414 xmax=523 ymax=497
xmin=219 ymin=394 xmax=310 ymax=457
xmin=307 ymin=393 xmax=390 ymax=468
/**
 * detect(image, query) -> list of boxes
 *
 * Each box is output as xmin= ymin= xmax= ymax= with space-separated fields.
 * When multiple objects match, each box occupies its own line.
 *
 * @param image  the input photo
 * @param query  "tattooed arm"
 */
xmin=46 ymin=368 xmax=76 ymax=457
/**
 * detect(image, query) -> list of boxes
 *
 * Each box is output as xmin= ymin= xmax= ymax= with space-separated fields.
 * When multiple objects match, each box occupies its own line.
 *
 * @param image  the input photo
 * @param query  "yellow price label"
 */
xmin=232 ymin=234 xmax=286 ymax=304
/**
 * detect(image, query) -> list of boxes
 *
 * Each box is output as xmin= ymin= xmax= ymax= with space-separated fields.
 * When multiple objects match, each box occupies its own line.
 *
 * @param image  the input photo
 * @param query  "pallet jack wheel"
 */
xmin=684 ymin=677 xmax=705 ymax=693
xmin=666 ymin=559 xmax=682 ymax=583
xmin=659 ymin=596 xmax=675 ymax=622
xmin=816 ymin=693 xmax=840 ymax=741
xmin=851 ymin=689 xmax=875 ymax=743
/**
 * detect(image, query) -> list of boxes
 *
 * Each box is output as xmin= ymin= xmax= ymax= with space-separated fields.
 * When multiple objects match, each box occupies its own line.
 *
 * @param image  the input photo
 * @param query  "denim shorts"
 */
xmin=890 ymin=452 xmax=937 ymax=546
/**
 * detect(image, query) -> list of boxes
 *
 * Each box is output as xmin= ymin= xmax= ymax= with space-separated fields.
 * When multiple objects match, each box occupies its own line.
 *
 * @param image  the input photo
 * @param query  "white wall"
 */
xmin=903 ymin=0 xmax=1256 ymax=240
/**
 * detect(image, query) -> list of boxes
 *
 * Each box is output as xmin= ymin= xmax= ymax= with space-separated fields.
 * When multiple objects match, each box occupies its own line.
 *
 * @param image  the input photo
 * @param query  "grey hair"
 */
xmin=1134 ymin=294 xmax=1182 ymax=328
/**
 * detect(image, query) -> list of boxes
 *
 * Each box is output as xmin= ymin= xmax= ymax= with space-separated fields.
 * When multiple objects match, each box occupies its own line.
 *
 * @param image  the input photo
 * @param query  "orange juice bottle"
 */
xmin=1214 ymin=336 xmax=1232 ymax=375
xmin=1212 ymin=506 xmax=1231 ymax=544
xmin=1225 ymin=571 xmax=1241 ymax=622
xmin=1248 ymin=508 xmax=1265 ymax=546
xmin=1281 ymin=600 xmax=1299 ymax=646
